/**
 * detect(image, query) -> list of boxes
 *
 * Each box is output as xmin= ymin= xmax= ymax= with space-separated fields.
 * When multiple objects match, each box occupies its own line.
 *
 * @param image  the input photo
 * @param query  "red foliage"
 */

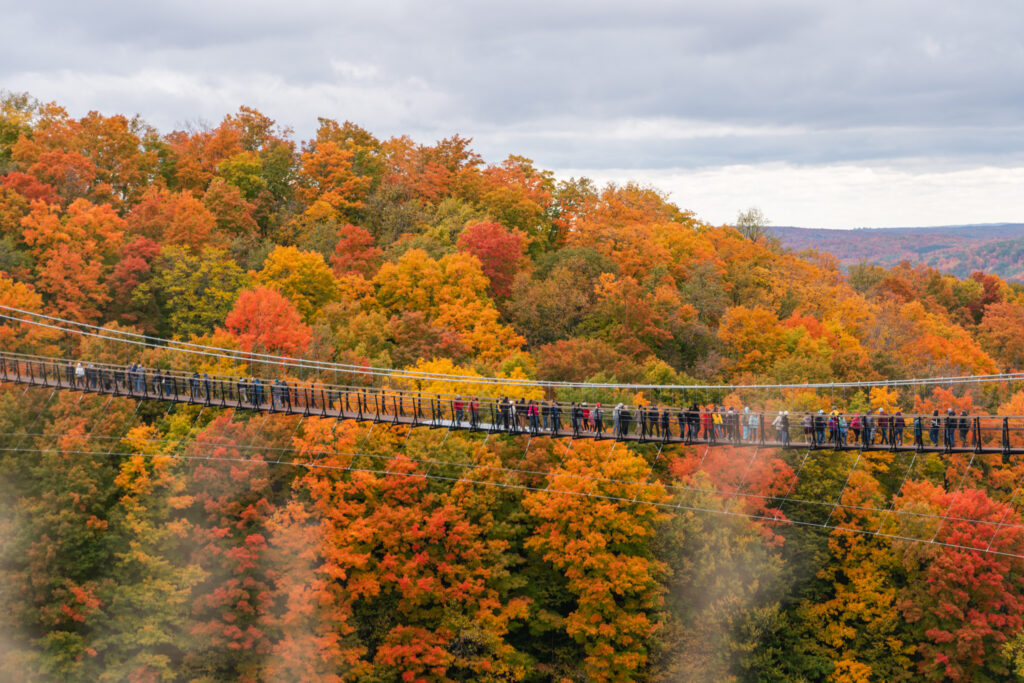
xmin=455 ymin=221 xmax=527 ymax=299
xmin=896 ymin=481 xmax=1024 ymax=681
xmin=330 ymin=224 xmax=382 ymax=277
xmin=1 ymin=171 xmax=60 ymax=204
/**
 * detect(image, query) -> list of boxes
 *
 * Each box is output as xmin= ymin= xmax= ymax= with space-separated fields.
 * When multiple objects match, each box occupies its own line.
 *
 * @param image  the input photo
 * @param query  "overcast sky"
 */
xmin=4 ymin=0 xmax=1023 ymax=228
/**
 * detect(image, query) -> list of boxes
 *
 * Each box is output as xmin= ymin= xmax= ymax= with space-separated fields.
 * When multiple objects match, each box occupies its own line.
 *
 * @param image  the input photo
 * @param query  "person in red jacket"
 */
xmin=527 ymin=400 xmax=539 ymax=433
xmin=701 ymin=407 xmax=714 ymax=442
xmin=454 ymin=395 xmax=464 ymax=425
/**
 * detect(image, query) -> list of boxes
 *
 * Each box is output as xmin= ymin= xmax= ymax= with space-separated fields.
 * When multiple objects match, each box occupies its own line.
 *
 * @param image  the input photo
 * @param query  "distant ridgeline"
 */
xmin=773 ymin=223 xmax=1024 ymax=282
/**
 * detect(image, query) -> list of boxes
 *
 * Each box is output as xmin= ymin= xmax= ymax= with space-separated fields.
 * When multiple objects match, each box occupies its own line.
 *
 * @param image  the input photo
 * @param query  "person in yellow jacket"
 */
xmin=712 ymin=406 xmax=724 ymax=439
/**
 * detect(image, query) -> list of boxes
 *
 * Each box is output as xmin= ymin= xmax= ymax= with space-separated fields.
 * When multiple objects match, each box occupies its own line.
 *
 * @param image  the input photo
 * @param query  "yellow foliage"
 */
xmin=399 ymin=357 xmax=542 ymax=401
xmin=869 ymin=386 xmax=898 ymax=412
xmin=830 ymin=659 xmax=873 ymax=683
xmin=255 ymin=245 xmax=339 ymax=321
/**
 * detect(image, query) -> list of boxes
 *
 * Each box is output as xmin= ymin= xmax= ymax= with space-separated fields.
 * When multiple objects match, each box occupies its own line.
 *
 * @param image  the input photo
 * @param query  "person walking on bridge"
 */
xmin=877 ymin=409 xmax=889 ymax=446
xmin=528 ymin=400 xmax=539 ymax=434
xmin=712 ymin=406 xmax=724 ymax=439
xmin=593 ymin=402 xmax=604 ymax=436
xmin=893 ymin=411 xmax=905 ymax=446
xmin=454 ymin=396 xmax=464 ymax=426
xmin=958 ymin=409 xmax=970 ymax=447
xmin=814 ymin=410 xmax=826 ymax=445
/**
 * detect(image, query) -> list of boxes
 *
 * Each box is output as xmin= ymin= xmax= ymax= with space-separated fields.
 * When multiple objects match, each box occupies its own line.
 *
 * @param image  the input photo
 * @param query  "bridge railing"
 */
xmin=2 ymin=350 xmax=1024 ymax=452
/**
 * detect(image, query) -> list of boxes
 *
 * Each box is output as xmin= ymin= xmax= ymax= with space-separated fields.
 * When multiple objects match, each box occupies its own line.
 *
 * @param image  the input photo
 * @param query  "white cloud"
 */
xmin=557 ymin=163 xmax=1024 ymax=228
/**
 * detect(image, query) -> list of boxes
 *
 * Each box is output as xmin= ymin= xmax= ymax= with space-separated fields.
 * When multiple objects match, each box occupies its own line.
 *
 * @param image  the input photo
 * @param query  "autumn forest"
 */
xmin=3 ymin=92 xmax=1024 ymax=681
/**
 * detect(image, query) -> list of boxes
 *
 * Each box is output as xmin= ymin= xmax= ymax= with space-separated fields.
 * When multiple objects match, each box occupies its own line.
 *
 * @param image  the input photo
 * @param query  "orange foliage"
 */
xmin=224 ymin=287 xmax=312 ymax=355
xmin=128 ymin=186 xmax=220 ymax=248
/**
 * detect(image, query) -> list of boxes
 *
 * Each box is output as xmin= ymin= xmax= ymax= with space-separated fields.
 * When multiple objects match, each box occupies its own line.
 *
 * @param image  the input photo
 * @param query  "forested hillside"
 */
xmin=774 ymin=224 xmax=1024 ymax=282
xmin=3 ymin=92 xmax=1024 ymax=681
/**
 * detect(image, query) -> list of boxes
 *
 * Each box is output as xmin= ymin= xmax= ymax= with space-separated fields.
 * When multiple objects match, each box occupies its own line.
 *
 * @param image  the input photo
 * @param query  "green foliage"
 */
xmin=135 ymin=246 xmax=250 ymax=339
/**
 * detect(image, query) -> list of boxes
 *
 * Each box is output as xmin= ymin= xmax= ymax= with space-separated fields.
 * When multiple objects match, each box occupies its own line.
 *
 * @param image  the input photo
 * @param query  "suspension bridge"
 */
xmin=2 ymin=351 xmax=1023 ymax=455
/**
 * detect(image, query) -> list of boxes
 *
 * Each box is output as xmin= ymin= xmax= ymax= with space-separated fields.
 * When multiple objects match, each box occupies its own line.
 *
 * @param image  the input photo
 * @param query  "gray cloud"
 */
xmin=3 ymin=0 xmax=1023 ymax=226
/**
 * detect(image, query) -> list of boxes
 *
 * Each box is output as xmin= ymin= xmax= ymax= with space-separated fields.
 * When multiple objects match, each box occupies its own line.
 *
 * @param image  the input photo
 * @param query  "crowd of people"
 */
xmin=452 ymin=397 xmax=982 ymax=449
xmin=454 ymin=399 xmax=978 ymax=448
xmin=0 ymin=357 xmax=988 ymax=449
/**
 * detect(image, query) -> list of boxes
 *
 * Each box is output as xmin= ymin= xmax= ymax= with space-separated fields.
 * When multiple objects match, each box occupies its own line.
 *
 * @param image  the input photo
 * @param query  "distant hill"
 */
xmin=772 ymin=223 xmax=1024 ymax=282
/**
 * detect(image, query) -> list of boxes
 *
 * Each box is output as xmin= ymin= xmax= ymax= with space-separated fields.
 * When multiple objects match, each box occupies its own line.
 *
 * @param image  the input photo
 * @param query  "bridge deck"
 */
xmin=1 ymin=352 xmax=1022 ymax=456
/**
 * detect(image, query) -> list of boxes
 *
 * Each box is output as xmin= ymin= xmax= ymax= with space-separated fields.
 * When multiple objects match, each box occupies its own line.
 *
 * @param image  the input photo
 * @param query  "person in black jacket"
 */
xmin=944 ymin=408 xmax=956 ymax=446
xmin=689 ymin=405 xmax=701 ymax=440
xmin=660 ymin=406 xmax=671 ymax=439
xmin=620 ymin=406 xmax=631 ymax=436
xmin=958 ymin=409 xmax=970 ymax=447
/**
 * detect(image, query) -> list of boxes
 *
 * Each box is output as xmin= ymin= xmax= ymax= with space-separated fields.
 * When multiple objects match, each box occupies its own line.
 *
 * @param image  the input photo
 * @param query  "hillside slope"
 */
xmin=773 ymin=223 xmax=1024 ymax=281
